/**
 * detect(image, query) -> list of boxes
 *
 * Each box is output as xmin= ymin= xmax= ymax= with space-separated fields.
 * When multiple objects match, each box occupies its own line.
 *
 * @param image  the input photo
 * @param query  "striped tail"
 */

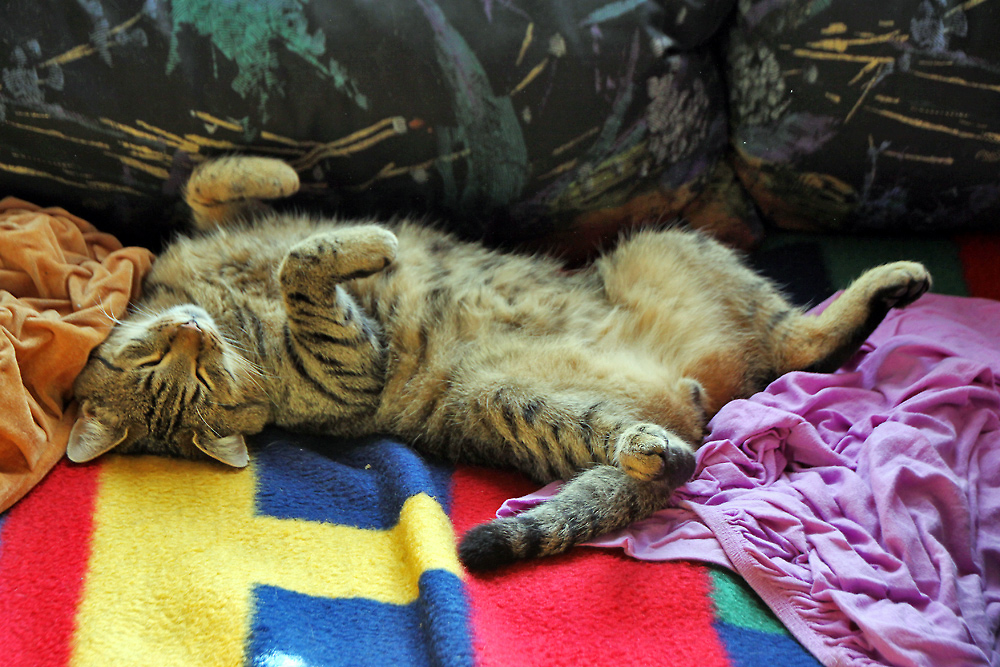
xmin=458 ymin=463 xmax=687 ymax=571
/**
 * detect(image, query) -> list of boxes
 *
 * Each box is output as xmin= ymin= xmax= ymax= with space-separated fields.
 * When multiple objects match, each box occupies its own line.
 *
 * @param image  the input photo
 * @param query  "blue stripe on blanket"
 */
xmin=246 ymin=432 xmax=472 ymax=666
xmin=251 ymin=430 xmax=454 ymax=529
xmin=248 ymin=570 xmax=473 ymax=667
xmin=713 ymin=623 xmax=821 ymax=667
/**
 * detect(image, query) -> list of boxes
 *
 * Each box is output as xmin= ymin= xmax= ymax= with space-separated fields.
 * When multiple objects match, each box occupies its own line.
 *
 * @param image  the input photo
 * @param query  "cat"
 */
xmin=68 ymin=156 xmax=931 ymax=570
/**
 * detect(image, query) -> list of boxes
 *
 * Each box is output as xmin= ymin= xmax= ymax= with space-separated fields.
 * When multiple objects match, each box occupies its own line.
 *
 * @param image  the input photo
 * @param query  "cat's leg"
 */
xmin=616 ymin=377 xmax=706 ymax=482
xmin=772 ymin=261 xmax=931 ymax=373
xmin=185 ymin=156 xmax=300 ymax=230
xmin=280 ymin=226 xmax=398 ymax=289
xmin=397 ymin=373 xmax=699 ymax=487
xmin=459 ymin=463 xmax=675 ymax=570
xmin=277 ymin=226 xmax=397 ymax=410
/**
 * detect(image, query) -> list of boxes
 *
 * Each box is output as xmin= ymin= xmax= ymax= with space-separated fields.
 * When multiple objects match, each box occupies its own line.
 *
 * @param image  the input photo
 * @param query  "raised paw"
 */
xmin=615 ymin=423 xmax=696 ymax=486
xmin=282 ymin=226 xmax=398 ymax=287
xmin=188 ymin=156 xmax=299 ymax=204
xmin=867 ymin=261 xmax=932 ymax=310
xmin=186 ymin=156 xmax=300 ymax=229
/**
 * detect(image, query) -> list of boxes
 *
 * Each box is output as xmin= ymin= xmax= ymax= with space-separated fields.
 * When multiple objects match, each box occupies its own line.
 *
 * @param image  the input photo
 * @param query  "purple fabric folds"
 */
xmin=499 ymin=295 xmax=1000 ymax=667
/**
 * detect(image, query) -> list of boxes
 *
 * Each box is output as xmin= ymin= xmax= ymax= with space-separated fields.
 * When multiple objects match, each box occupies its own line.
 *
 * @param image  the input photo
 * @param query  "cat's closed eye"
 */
xmin=195 ymin=367 xmax=215 ymax=389
xmin=133 ymin=356 xmax=163 ymax=369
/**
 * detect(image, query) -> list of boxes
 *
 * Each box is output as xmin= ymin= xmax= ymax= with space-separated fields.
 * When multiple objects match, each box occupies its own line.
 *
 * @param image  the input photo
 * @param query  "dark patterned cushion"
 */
xmin=0 ymin=0 xmax=753 ymax=256
xmin=726 ymin=0 xmax=1000 ymax=232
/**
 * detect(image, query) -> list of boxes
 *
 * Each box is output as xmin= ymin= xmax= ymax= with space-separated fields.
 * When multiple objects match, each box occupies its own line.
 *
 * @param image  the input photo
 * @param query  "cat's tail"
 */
xmin=458 ymin=464 xmax=682 ymax=571
xmin=185 ymin=156 xmax=300 ymax=231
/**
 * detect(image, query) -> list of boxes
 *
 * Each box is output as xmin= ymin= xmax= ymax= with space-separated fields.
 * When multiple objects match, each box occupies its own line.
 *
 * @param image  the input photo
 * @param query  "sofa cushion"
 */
xmin=727 ymin=0 xmax=1000 ymax=232
xmin=0 ymin=0 xmax=751 ymax=256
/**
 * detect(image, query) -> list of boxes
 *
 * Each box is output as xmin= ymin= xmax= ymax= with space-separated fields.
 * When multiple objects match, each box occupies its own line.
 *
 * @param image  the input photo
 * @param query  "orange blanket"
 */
xmin=0 ymin=197 xmax=153 ymax=512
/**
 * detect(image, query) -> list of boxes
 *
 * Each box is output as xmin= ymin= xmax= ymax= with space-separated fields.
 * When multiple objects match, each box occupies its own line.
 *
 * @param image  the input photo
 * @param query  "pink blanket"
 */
xmin=502 ymin=294 xmax=1000 ymax=667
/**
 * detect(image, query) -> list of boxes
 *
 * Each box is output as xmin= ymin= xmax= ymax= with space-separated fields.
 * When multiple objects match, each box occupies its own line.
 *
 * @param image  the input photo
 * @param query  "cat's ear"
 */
xmin=680 ymin=377 xmax=709 ymax=424
xmin=66 ymin=411 xmax=129 ymax=463
xmin=193 ymin=434 xmax=249 ymax=468
xmin=681 ymin=377 xmax=706 ymax=410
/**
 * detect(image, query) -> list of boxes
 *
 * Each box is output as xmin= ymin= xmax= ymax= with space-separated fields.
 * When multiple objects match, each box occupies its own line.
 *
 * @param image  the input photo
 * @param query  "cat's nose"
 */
xmin=172 ymin=321 xmax=203 ymax=349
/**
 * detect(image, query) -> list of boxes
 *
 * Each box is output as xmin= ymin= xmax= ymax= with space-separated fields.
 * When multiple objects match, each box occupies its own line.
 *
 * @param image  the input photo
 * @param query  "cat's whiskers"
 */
xmin=193 ymin=406 xmax=222 ymax=439
xmin=219 ymin=336 xmax=262 ymax=365
xmin=217 ymin=349 xmax=275 ymax=405
xmin=96 ymin=294 xmax=125 ymax=328
xmin=127 ymin=302 xmax=158 ymax=319
xmin=218 ymin=333 xmax=276 ymax=383
xmin=226 ymin=349 xmax=273 ymax=381
xmin=240 ymin=369 xmax=271 ymax=400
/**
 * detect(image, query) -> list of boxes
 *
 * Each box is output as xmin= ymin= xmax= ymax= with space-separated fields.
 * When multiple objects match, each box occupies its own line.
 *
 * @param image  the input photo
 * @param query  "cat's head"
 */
xmin=68 ymin=304 xmax=271 ymax=467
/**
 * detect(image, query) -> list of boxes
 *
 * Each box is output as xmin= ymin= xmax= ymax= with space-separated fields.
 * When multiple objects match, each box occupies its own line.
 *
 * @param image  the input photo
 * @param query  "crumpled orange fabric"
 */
xmin=0 ymin=197 xmax=154 ymax=512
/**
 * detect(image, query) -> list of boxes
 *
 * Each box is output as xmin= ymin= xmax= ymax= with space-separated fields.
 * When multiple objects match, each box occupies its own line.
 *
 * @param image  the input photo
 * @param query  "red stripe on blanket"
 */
xmin=958 ymin=233 xmax=1000 ymax=301
xmin=451 ymin=466 xmax=731 ymax=667
xmin=0 ymin=460 xmax=101 ymax=667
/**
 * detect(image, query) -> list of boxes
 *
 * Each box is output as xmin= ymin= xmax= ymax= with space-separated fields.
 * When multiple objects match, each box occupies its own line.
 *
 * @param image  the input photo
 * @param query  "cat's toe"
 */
xmin=616 ymin=424 xmax=696 ymax=486
xmin=874 ymin=262 xmax=932 ymax=309
xmin=620 ymin=450 xmax=664 ymax=482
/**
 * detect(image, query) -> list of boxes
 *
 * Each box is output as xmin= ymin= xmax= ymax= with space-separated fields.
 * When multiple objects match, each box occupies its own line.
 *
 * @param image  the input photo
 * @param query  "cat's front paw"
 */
xmin=284 ymin=226 xmax=398 ymax=285
xmin=865 ymin=261 xmax=932 ymax=309
xmin=615 ymin=423 xmax=696 ymax=487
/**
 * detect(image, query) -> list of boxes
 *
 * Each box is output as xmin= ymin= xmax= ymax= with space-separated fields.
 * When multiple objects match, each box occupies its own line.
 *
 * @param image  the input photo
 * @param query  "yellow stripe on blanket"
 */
xmin=70 ymin=455 xmax=462 ymax=667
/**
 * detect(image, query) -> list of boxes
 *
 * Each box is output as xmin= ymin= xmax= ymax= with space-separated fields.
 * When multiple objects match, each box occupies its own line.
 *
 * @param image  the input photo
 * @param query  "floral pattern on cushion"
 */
xmin=726 ymin=0 xmax=1000 ymax=232
xmin=0 ymin=0 xmax=747 ymax=253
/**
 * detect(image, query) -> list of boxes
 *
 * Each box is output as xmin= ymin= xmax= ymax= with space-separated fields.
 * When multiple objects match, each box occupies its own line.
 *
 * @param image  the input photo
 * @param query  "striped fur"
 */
xmin=69 ymin=157 xmax=932 ymax=569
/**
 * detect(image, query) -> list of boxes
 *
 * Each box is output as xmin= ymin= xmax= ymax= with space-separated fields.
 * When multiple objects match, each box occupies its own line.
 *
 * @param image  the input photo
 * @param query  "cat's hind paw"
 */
xmin=615 ymin=423 xmax=696 ymax=487
xmin=864 ymin=261 xmax=932 ymax=310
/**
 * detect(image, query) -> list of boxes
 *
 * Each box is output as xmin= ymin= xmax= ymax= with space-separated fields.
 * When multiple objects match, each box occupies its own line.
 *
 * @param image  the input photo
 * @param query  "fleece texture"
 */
xmin=1 ymin=433 xmax=473 ymax=667
xmin=0 ymin=430 xmax=825 ymax=666
xmin=0 ymin=197 xmax=152 ymax=512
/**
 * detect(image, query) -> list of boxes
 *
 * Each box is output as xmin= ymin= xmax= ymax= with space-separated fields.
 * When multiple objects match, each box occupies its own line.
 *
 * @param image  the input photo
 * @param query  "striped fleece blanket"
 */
xmin=1 ymin=228 xmax=998 ymax=667
xmin=0 ymin=435 xmax=815 ymax=667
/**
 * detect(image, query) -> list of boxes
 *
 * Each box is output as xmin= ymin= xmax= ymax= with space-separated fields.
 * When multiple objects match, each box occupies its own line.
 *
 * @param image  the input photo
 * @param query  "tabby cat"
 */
xmin=68 ymin=156 xmax=931 ymax=570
